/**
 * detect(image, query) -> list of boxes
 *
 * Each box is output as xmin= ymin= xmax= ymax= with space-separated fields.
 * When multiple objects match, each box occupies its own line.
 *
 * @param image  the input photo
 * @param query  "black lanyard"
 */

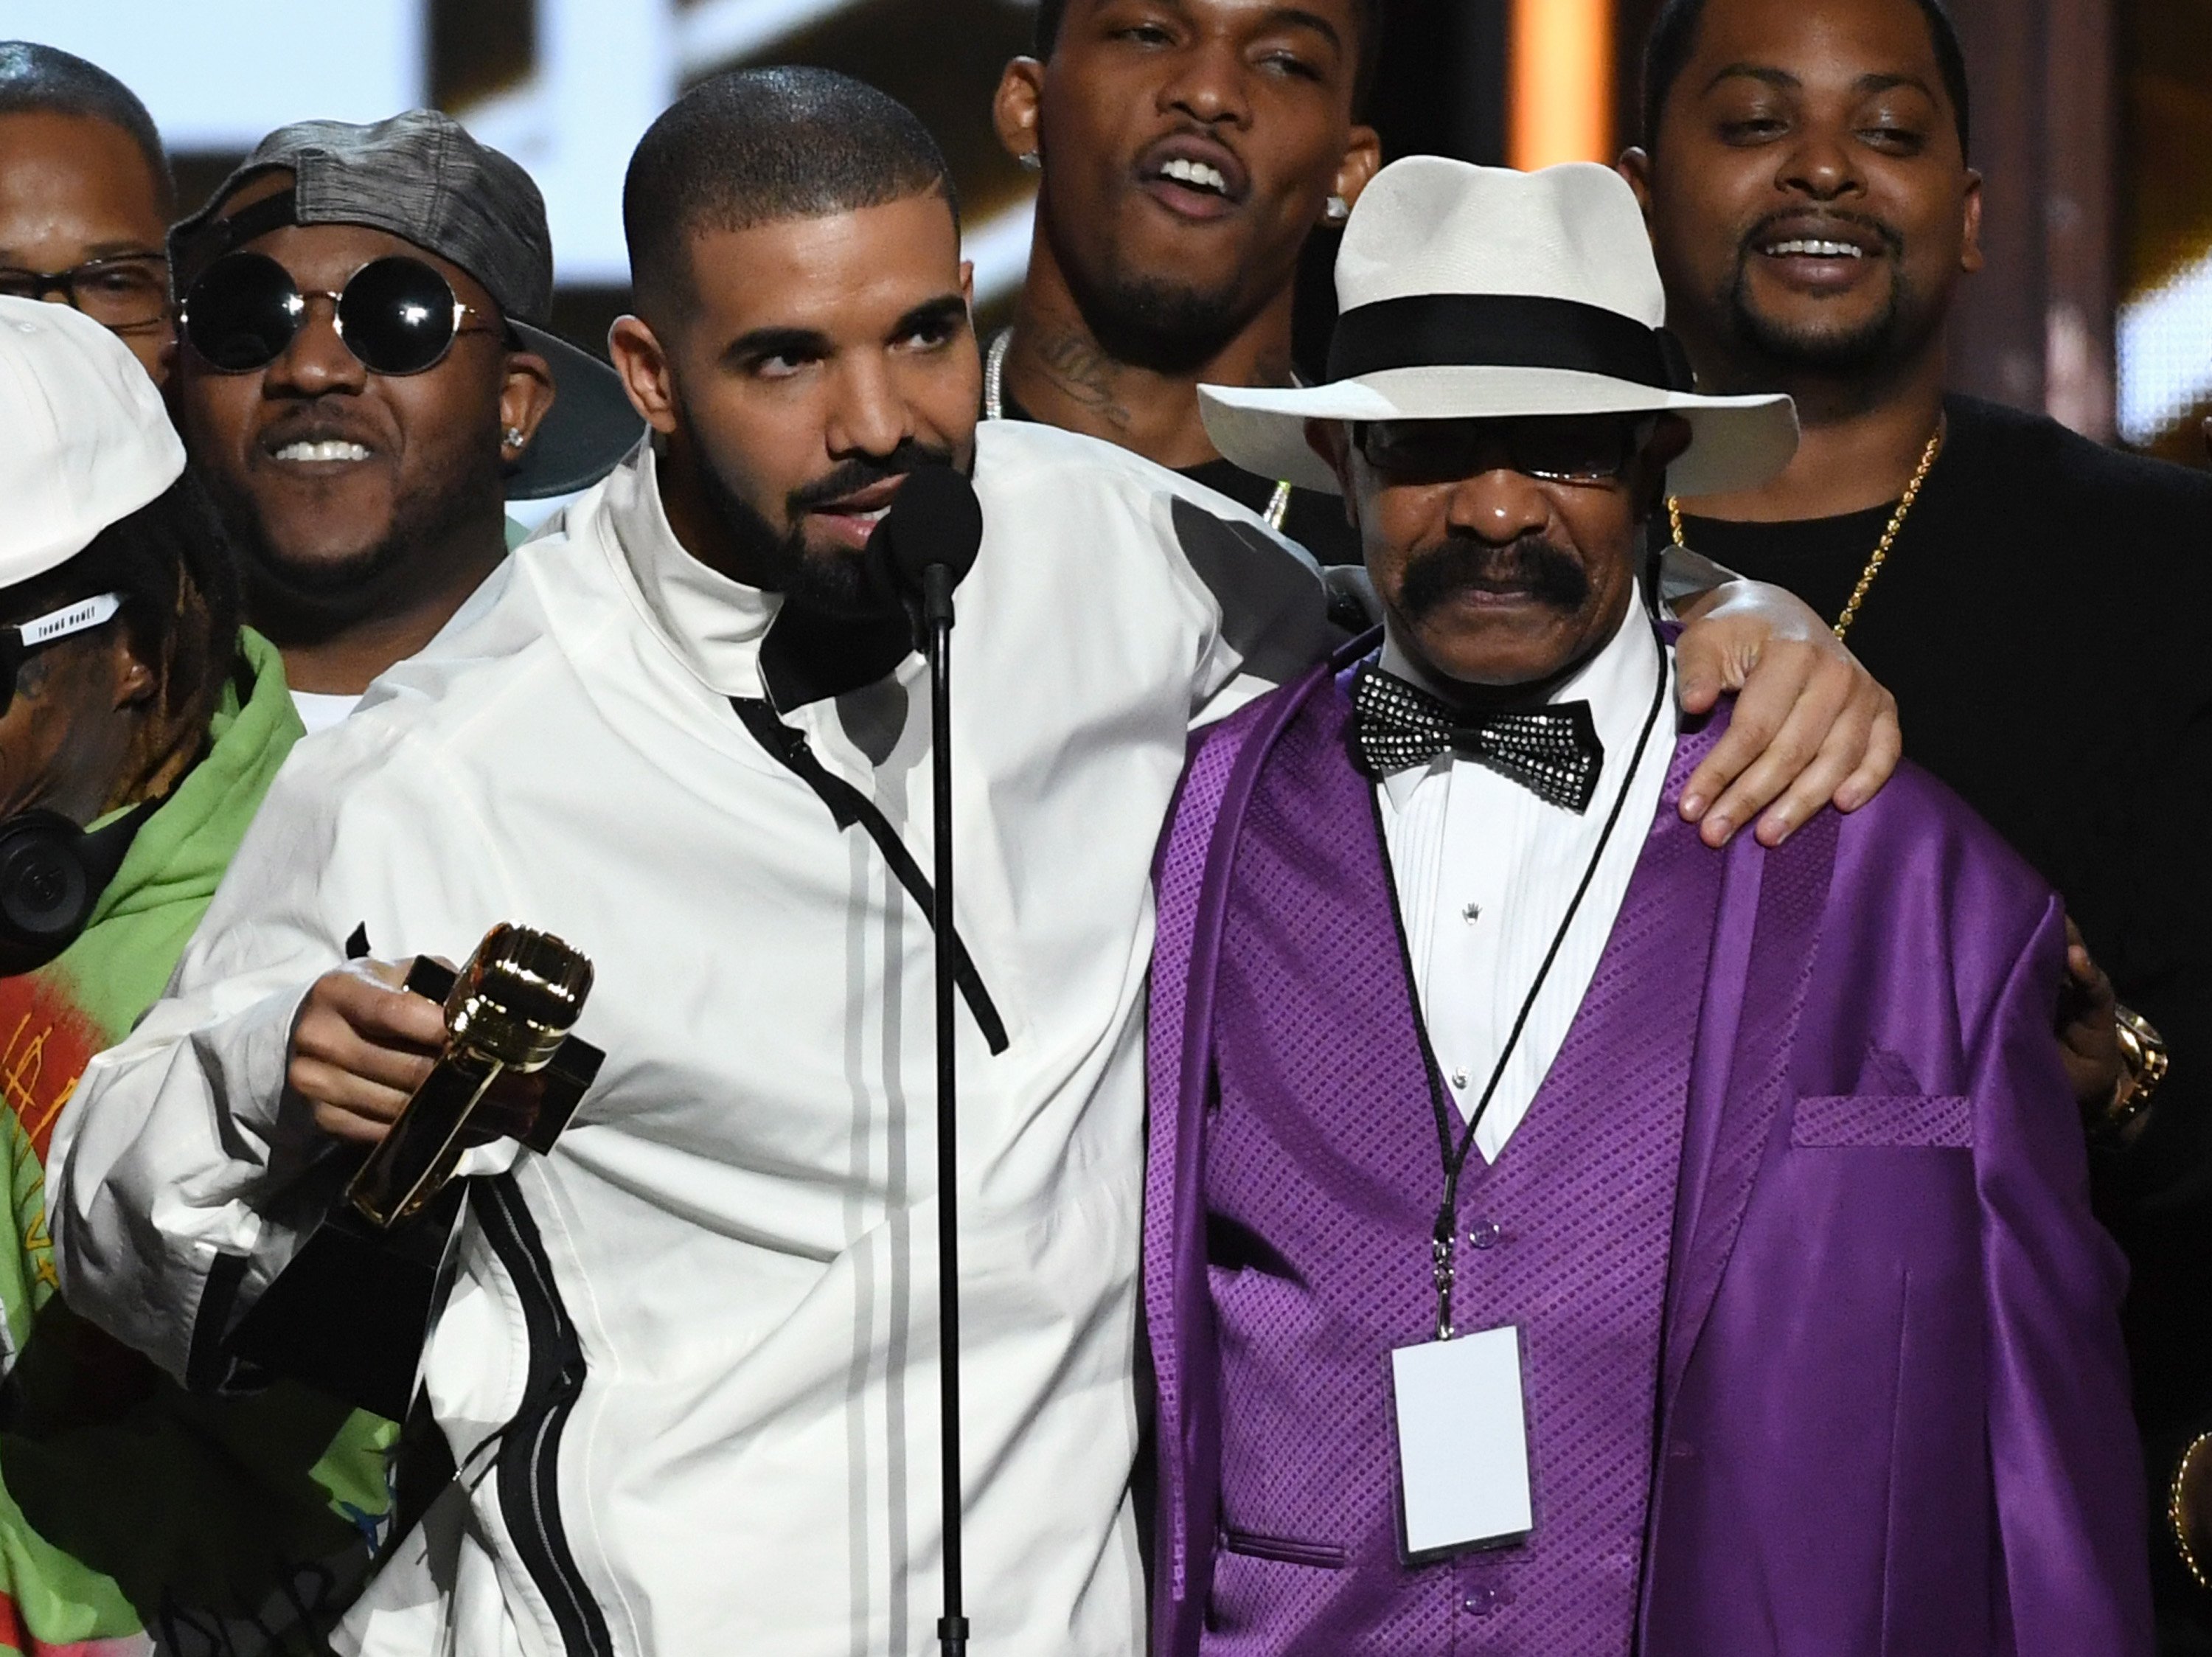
xmin=1420 ymin=646 xmax=1671 ymax=1341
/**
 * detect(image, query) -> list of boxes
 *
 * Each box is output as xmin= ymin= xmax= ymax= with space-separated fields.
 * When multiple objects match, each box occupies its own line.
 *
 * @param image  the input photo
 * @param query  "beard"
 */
xmin=1397 ymin=532 xmax=1594 ymax=624
xmin=1064 ymin=253 xmax=1248 ymax=378
xmin=680 ymin=406 xmax=957 ymax=621
xmin=206 ymin=435 xmax=504 ymax=645
xmin=1719 ymin=211 xmax=1927 ymax=377
xmin=686 ymin=449 xmax=874 ymax=619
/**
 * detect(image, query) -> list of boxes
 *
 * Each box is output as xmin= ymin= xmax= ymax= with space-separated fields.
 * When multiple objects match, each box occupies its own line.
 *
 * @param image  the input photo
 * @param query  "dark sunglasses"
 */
xmin=0 ymin=593 xmax=122 ymax=719
xmin=1356 ymin=414 xmax=1660 ymax=487
xmin=181 ymin=251 xmax=504 ymax=376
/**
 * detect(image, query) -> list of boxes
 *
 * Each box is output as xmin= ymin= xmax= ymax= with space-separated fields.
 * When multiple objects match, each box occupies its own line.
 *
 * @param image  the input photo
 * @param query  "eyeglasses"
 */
xmin=1355 ymin=414 xmax=1660 ymax=487
xmin=181 ymin=251 xmax=504 ymax=377
xmin=0 ymin=594 xmax=123 ymax=719
xmin=0 ymin=254 xmax=170 ymax=333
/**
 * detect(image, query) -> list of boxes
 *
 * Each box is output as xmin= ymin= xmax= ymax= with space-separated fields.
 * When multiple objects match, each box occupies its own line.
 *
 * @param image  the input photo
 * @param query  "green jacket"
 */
xmin=0 ymin=630 xmax=392 ymax=1656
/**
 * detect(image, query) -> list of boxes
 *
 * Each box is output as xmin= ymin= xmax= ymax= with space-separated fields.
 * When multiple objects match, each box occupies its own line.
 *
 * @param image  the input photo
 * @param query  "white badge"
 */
xmin=1391 ymin=1324 xmax=1534 ymax=1560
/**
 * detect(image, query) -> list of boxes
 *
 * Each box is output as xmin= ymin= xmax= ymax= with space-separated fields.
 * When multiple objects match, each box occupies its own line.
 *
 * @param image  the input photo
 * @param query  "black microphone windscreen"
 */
xmin=866 ymin=465 xmax=984 ymax=601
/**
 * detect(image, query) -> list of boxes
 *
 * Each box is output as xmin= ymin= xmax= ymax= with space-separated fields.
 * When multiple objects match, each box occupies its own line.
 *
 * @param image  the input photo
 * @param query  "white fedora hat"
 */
xmin=0 ymin=295 xmax=184 ymax=590
xmin=1200 ymin=157 xmax=1798 ymax=498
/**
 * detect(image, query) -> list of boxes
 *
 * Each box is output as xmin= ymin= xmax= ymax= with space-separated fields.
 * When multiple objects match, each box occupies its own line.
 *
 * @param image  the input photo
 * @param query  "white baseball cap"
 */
xmin=1200 ymin=157 xmax=1800 ymax=499
xmin=0 ymin=295 xmax=185 ymax=590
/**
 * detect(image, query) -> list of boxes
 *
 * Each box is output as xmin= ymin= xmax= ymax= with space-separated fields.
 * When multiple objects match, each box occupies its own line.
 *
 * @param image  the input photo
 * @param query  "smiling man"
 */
xmin=1621 ymin=1 xmax=2212 ymax=1628
xmin=168 ymin=112 xmax=641 ymax=732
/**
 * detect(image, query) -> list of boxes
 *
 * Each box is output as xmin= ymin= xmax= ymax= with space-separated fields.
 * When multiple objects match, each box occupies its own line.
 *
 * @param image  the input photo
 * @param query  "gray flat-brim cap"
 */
xmin=171 ymin=109 xmax=641 ymax=499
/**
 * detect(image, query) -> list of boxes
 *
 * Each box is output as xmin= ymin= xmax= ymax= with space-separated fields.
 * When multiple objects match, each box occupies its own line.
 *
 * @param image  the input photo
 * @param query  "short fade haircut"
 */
xmin=1641 ymin=0 xmax=1972 ymax=156
xmin=624 ymin=67 xmax=957 ymax=320
xmin=0 ymin=42 xmax=174 ymax=214
xmin=1032 ymin=0 xmax=1385 ymax=110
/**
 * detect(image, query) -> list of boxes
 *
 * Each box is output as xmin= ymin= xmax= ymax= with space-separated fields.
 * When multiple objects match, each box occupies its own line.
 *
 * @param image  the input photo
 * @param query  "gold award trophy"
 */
xmin=228 ymin=923 xmax=602 ymax=1420
xmin=347 ymin=923 xmax=595 ymax=1229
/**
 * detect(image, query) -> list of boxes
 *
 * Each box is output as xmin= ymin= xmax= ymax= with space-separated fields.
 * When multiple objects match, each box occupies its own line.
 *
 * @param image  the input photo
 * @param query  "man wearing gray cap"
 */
xmin=167 ymin=111 xmax=641 ymax=733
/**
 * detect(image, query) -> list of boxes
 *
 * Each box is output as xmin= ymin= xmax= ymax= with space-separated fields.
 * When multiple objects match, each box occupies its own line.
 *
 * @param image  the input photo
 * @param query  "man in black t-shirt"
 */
xmin=1624 ymin=0 xmax=2212 ymax=1636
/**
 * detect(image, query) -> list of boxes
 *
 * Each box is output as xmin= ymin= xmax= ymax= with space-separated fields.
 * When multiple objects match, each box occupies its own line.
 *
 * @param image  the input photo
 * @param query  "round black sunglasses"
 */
xmin=180 ymin=251 xmax=504 ymax=377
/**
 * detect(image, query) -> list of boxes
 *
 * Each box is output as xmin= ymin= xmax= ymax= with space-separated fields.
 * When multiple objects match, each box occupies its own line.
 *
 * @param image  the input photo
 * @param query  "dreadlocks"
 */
xmin=10 ymin=471 xmax=243 ymax=808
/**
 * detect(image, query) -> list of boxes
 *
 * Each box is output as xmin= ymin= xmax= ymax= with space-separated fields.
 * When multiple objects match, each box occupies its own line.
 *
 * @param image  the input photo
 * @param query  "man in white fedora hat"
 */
xmin=991 ymin=0 xmax=1902 ymax=853
xmin=1144 ymin=157 xmax=2150 ymax=1655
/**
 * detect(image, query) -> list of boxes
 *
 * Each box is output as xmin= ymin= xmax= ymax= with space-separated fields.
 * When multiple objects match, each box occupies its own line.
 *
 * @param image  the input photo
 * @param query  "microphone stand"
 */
xmin=923 ymin=561 xmax=970 ymax=1657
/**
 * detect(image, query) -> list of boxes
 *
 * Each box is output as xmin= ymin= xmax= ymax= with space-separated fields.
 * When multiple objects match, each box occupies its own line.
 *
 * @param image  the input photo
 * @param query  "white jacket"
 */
xmin=48 ymin=422 xmax=1330 ymax=1657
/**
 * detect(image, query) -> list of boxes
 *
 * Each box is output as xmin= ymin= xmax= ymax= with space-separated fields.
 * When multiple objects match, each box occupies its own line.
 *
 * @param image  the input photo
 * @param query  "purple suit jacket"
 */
xmin=1144 ymin=653 xmax=2152 ymax=1656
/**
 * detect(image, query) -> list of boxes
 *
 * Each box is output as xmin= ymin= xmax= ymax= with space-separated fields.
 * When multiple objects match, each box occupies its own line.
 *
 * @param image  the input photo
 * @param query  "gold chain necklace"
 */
xmin=1667 ymin=424 xmax=1944 ymax=642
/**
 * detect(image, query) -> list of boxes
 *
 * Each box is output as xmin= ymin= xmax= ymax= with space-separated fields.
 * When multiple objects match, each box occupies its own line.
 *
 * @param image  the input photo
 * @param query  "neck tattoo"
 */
xmin=985 ymin=329 xmax=1295 ymax=535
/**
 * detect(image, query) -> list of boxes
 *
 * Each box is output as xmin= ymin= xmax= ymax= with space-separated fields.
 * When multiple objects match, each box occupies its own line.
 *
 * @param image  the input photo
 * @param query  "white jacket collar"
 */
xmin=599 ymin=437 xmax=783 ymax=701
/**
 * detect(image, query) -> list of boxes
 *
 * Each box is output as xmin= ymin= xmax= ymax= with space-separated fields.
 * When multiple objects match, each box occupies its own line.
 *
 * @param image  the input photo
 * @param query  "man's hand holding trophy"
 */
xmin=227 ymin=923 xmax=602 ymax=1418
xmin=289 ymin=924 xmax=594 ymax=1175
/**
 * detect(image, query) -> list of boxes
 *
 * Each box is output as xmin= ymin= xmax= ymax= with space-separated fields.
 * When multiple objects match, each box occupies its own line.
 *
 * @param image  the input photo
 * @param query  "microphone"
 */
xmin=866 ymin=460 xmax=984 ymax=1657
xmin=865 ymin=464 xmax=984 ymax=638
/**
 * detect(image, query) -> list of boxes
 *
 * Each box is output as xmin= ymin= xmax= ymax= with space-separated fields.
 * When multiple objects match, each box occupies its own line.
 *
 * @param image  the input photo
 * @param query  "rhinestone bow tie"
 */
xmin=1350 ymin=661 xmax=1605 ymax=813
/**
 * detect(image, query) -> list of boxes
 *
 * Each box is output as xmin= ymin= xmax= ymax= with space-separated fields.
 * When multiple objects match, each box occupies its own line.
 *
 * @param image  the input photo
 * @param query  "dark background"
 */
xmin=150 ymin=0 xmax=2212 ymax=462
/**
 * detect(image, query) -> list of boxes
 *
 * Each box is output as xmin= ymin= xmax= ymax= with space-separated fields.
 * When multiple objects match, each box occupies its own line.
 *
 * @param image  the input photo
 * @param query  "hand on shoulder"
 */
xmin=1672 ymin=580 xmax=1902 ymax=848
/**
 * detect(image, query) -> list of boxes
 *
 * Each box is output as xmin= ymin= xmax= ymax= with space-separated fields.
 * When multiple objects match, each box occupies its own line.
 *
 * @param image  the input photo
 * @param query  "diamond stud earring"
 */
xmin=1018 ymin=150 xmax=1043 ymax=173
xmin=504 ymin=426 xmax=529 ymax=449
xmin=1324 ymin=195 xmax=1351 ymax=225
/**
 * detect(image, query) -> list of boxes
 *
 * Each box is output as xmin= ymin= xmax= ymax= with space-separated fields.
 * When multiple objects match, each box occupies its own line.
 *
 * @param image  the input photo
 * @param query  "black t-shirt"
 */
xmin=1669 ymin=393 xmax=2212 ymax=1490
xmin=992 ymin=388 xmax=1365 ymax=566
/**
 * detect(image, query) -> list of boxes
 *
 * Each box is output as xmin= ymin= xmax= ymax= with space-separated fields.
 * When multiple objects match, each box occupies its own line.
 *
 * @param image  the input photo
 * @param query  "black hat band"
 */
xmin=1326 ymin=293 xmax=1697 ymax=394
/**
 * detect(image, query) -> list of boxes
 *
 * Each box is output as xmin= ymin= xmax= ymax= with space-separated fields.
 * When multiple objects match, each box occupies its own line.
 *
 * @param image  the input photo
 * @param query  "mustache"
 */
xmin=1397 ymin=535 xmax=1592 ymax=619
xmin=1738 ymin=207 xmax=1905 ymax=263
xmin=787 ymin=441 xmax=959 ymax=515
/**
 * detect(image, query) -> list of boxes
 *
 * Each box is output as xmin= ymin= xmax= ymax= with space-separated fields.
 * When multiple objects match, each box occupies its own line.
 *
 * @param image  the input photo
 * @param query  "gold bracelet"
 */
xmin=2172 ymin=1431 xmax=2212 ymax=1593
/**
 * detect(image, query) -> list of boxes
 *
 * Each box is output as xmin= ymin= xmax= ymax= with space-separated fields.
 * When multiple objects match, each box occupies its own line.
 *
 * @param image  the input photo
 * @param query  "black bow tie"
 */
xmin=1350 ymin=661 xmax=1605 ymax=813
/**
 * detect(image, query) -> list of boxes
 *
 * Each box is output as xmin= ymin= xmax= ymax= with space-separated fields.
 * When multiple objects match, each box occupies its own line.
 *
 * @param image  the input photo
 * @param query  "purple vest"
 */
xmin=1195 ymin=658 xmax=1719 ymax=1654
xmin=1147 ymin=653 xmax=2154 ymax=1657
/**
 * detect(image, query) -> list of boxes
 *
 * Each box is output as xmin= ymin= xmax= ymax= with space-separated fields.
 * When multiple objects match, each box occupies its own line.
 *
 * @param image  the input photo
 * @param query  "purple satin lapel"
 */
xmin=1147 ymin=659 xmax=1335 ymax=1639
xmin=1537 ymin=714 xmax=1728 ymax=1116
xmin=1658 ymin=799 xmax=1840 ymax=1407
